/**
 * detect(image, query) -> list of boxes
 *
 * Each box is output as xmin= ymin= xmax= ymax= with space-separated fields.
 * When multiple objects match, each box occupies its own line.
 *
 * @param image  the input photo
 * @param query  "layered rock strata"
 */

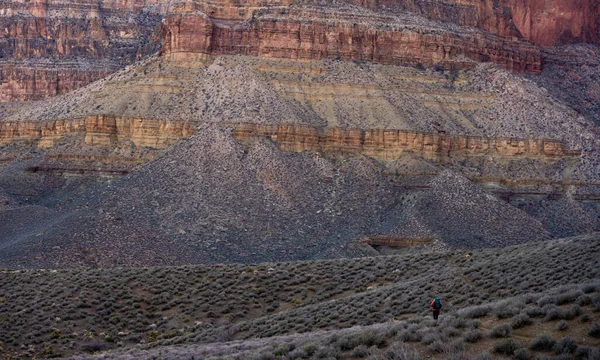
xmin=0 ymin=62 xmax=116 ymax=102
xmin=165 ymin=0 xmax=600 ymax=47
xmin=0 ymin=115 xmax=193 ymax=148
xmin=356 ymin=0 xmax=600 ymax=46
xmin=2 ymin=0 xmax=598 ymax=102
xmin=233 ymin=123 xmax=579 ymax=162
xmin=0 ymin=0 xmax=164 ymax=101
xmin=161 ymin=6 xmax=542 ymax=72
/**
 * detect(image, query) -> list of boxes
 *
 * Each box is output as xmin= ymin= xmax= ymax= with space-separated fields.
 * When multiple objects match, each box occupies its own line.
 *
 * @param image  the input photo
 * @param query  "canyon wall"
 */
xmin=503 ymin=0 xmax=600 ymax=46
xmin=233 ymin=123 xmax=578 ymax=162
xmin=0 ymin=115 xmax=193 ymax=148
xmin=341 ymin=0 xmax=600 ymax=46
xmin=1 ymin=0 xmax=597 ymax=102
xmin=0 ymin=0 xmax=164 ymax=102
xmin=0 ymin=63 xmax=114 ymax=102
xmin=161 ymin=6 xmax=542 ymax=72
xmin=1 ymin=119 xmax=580 ymax=163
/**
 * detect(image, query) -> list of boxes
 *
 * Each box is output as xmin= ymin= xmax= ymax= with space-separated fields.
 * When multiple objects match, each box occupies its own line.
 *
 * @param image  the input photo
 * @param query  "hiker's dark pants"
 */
xmin=433 ymin=310 xmax=440 ymax=320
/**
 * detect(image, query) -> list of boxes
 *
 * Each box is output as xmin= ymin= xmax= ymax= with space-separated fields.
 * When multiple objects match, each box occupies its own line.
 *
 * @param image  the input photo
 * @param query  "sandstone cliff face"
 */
xmin=161 ymin=6 xmax=542 ymax=72
xmin=233 ymin=123 xmax=578 ymax=162
xmin=0 ymin=115 xmax=193 ymax=148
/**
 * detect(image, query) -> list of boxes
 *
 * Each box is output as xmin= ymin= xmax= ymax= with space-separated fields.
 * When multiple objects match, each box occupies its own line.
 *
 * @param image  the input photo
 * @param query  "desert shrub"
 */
xmin=303 ymin=343 xmax=317 ymax=356
xmin=494 ymin=303 xmax=521 ymax=319
xmin=510 ymin=314 xmax=533 ymax=329
xmin=463 ymin=329 xmax=484 ymax=343
xmin=493 ymin=339 xmax=518 ymax=356
xmin=250 ymin=351 xmax=274 ymax=360
xmin=576 ymin=295 xmax=591 ymax=306
xmin=273 ymin=344 xmax=290 ymax=356
xmin=513 ymin=348 xmax=530 ymax=360
xmin=356 ymin=330 xmax=386 ymax=348
xmin=427 ymin=340 xmax=448 ymax=354
xmin=450 ymin=340 xmax=465 ymax=353
xmin=557 ymin=290 xmax=583 ymax=305
xmin=580 ymin=314 xmax=590 ymax=322
xmin=312 ymin=345 xmax=340 ymax=359
xmin=442 ymin=326 xmax=461 ymax=338
xmin=490 ymin=324 xmax=512 ymax=338
xmin=421 ymin=332 xmax=441 ymax=345
xmin=555 ymin=320 xmax=569 ymax=331
xmin=574 ymin=346 xmax=600 ymax=360
xmin=588 ymin=323 xmax=600 ymax=338
xmin=351 ymin=345 xmax=369 ymax=358
xmin=537 ymin=296 xmax=557 ymax=307
xmin=397 ymin=329 xmax=421 ymax=342
xmin=81 ymin=339 xmax=108 ymax=353
xmin=466 ymin=319 xmax=481 ymax=329
xmin=287 ymin=348 xmax=306 ymax=359
xmin=581 ymin=283 xmax=598 ymax=294
xmin=473 ymin=353 xmax=492 ymax=360
xmin=457 ymin=305 xmax=490 ymax=318
xmin=554 ymin=336 xmax=577 ymax=354
xmin=529 ymin=335 xmax=556 ymax=351
xmin=543 ymin=306 xmax=579 ymax=322
xmin=384 ymin=343 xmax=419 ymax=360
xmin=522 ymin=306 xmax=545 ymax=318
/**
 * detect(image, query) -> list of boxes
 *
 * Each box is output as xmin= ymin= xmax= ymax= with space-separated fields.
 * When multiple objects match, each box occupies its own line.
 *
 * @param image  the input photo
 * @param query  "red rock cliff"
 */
xmin=340 ymin=0 xmax=600 ymax=46
xmin=0 ymin=0 xmax=165 ymax=102
xmin=161 ymin=6 xmax=542 ymax=72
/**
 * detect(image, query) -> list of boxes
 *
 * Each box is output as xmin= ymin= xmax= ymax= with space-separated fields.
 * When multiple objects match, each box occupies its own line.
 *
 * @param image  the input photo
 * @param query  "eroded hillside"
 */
xmin=1 ymin=0 xmax=600 ymax=268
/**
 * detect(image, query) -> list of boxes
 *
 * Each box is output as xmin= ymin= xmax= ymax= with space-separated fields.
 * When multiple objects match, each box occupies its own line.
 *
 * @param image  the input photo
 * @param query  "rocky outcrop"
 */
xmin=0 ymin=0 xmax=164 ymax=102
xmin=504 ymin=0 xmax=600 ymax=46
xmin=0 ymin=115 xmax=193 ymax=148
xmin=0 ymin=63 xmax=114 ymax=102
xmin=233 ymin=123 xmax=579 ymax=162
xmin=1 ymin=0 xmax=597 ymax=103
xmin=161 ymin=6 xmax=542 ymax=72
xmin=84 ymin=115 xmax=194 ymax=147
xmin=342 ymin=0 xmax=600 ymax=46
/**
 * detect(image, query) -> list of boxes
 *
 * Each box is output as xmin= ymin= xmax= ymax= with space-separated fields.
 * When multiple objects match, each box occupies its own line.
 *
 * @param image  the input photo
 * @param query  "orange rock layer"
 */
xmin=0 ymin=115 xmax=193 ymax=148
xmin=233 ymin=123 xmax=579 ymax=162
xmin=1 ymin=119 xmax=580 ymax=163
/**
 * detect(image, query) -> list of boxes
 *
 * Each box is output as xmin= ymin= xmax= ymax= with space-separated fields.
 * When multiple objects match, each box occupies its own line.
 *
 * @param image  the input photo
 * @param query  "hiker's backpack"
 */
xmin=433 ymin=298 xmax=441 ymax=309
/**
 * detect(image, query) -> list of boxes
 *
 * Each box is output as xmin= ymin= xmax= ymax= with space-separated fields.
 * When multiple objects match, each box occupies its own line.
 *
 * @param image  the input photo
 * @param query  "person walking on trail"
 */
xmin=430 ymin=297 xmax=442 ymax=320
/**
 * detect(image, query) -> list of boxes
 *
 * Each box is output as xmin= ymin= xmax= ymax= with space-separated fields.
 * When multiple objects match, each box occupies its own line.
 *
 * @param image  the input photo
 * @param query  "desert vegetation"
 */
xmin=0 ymin=234 xmax=598 ymax=359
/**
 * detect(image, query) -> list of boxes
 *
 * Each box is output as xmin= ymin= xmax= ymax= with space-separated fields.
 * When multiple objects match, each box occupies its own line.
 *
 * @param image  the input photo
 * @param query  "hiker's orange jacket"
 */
xmin=430 ymin=300 xmax=440 ymax=311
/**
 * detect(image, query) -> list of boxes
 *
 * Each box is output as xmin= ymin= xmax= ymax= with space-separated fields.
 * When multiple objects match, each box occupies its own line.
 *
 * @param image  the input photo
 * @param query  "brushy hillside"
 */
xmin=0 ymin=234 xmax=598 ymax=359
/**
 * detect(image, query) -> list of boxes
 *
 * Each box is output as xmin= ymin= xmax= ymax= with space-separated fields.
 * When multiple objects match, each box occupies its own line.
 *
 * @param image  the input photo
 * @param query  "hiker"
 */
xmin=430 ymin=297 xmax=442 ymax=320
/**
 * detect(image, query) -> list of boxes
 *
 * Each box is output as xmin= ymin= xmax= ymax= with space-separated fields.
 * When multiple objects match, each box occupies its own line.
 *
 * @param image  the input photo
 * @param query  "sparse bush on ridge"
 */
xmin=0 ymin=236 xmax=599 ymax=359
xmin=554 ymin=336 xmax=577 ymax=355
xmin=490 ymin=324 xmax=512 ymax=338
xmin=530 ymin=334 xmax=556 ymax=351
xmin=463 ymin=329 xmax=484 ymax=343
xmin=555 ymin=320 xmax=569 ymax=331
xmin=493 ymin=339 xmax=519 ymax=356
xmin=588 ymin=323 xmax=600 ymax=338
